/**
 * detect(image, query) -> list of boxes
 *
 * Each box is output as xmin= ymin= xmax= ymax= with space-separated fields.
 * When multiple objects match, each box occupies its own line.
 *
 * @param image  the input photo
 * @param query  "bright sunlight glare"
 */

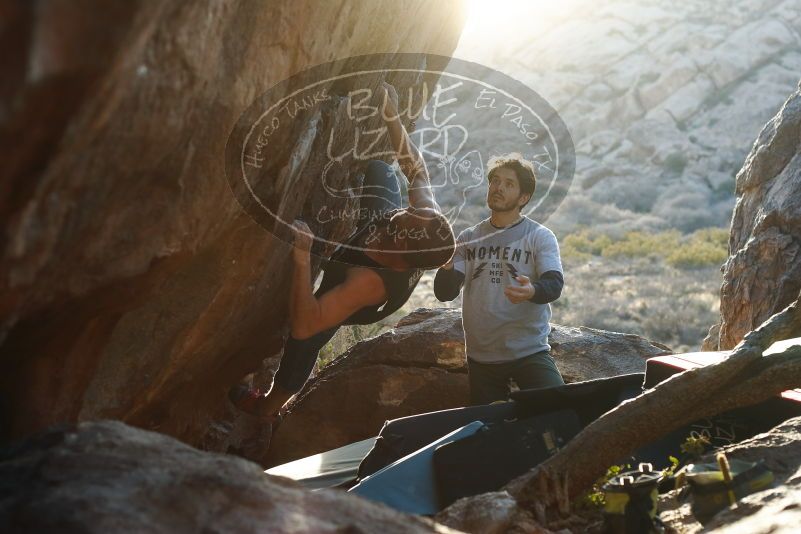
xmin=457 ymin=0 xmax=585 ymax=65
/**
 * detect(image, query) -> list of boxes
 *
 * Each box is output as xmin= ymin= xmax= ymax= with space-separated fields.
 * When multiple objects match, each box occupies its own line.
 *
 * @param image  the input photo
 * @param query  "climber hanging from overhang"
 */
xmin=230 ymin=82 xmax=455 ymax=425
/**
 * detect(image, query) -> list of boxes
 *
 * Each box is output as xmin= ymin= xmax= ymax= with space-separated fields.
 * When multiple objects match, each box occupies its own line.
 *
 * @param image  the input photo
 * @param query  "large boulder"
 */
xmin=0 ymin=420 xmax=458 ymax=533
xmin=548 ymin=323 xmax=672 ymax=383
xmin=435 ymin=491 xmax=549 ymax=534
xmin=0 ymin=1 xmax=466 ymax=450
xmin=267 ymin=308 xmax=469 ymax=467
xmin=267 ymin=307 xmax=671 ymax=466
xmin=704 ymin=82 xmax=801 ymax=350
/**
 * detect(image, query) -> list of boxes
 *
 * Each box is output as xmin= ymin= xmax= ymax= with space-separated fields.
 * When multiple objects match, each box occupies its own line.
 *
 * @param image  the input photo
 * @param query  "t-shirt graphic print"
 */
xmin=453 ymin=217 xmax=563 ymax=363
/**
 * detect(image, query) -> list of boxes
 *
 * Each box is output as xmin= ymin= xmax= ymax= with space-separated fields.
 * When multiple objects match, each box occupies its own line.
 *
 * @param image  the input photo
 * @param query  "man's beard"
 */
xmin=488 ymin=195 xmax=519 ymax=212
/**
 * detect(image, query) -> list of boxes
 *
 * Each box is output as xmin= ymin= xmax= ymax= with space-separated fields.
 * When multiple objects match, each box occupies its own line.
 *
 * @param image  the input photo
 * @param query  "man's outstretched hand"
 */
xmin=504 ymin=275 xmax=535 ymax=304
xmin=290 ymin=220 xmax=314 ymax=265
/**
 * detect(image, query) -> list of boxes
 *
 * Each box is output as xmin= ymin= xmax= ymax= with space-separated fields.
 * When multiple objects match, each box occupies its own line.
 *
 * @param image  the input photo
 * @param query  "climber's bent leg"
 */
xmin=263 ymin=325 xmax=340 ymax=416
xmin=358 ymin=159 xmax=403 ymax=229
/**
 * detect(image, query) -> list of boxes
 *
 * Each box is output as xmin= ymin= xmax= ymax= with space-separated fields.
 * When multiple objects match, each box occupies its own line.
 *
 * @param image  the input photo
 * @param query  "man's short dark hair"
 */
xmin=487 ymin=153 xmax=537 ymax=206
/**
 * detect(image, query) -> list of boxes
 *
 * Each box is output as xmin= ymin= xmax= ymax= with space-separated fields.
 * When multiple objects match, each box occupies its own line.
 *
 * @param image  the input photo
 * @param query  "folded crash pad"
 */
xmin=433 ymin=409 xmax=582 ymax=507
xmin=357 ymin=402 xmax=518 ymax=479
xmin=265 ymin=437 xmax=376 ymax=491
xmin=510 ymin=373 xmax=645 ymax=426
xmin=348 ymin=421 xmax=485 ymax=515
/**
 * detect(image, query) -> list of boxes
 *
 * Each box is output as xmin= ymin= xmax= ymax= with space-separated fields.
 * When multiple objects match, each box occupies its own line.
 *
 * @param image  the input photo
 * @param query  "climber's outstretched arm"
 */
xmin=379 ymin=82 xmax=440 ymax=212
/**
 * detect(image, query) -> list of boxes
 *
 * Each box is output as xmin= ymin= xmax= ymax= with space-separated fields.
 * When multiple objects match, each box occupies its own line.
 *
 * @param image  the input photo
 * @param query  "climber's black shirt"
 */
xmin=317 ymin=226 xmax=424 ymax=325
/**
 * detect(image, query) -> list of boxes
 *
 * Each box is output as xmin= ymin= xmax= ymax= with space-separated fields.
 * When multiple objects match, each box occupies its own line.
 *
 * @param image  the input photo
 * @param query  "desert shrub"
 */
xmin=652 ymin=185 xmax=730 ymax=232
xmin=666 ymin=243 xmax=724 ymax=269
xmin=562 ymin=230 xmax=614 ymax=262
xmin=560 ymin=246 xmax=592 ymax=263
xmin=561 ymin=227 xmax=727 ymax=270
xmin=640 ymin=292 xmax=716 ymax=347
xmin=658 ymin=202 xmax=730 ymax=233
xmin=666 ymin=227 xmax=728 ymax=269
xmin=689 ymin=227 xmax=729 ymax=245
xmin=589 ymin=174 xmax=663 ymax=213
xmin=602 ymin=230 xmax=681 ymax=259
xmin=577 ymin=464 xmax=628 ymax=509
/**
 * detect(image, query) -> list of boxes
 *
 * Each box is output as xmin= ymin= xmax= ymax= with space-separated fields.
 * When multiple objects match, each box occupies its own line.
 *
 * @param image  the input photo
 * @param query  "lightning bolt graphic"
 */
xmin=472 ymin=262 xmax=487 ymax=280
xmin=506 ymin=263 xmax=519 ymax=279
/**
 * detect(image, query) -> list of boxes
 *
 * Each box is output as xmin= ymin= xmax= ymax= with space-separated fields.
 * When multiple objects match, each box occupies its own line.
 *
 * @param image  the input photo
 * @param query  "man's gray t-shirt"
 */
xmin=453 ymin=217 xmax=563 ymax=363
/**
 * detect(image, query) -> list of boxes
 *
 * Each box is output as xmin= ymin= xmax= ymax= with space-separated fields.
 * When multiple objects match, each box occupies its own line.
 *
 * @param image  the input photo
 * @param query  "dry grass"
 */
xmin=553 ymin=256 xmax=721 ymax=352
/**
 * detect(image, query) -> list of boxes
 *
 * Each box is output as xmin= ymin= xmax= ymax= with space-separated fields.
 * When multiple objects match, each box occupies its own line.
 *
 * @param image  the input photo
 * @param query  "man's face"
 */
xmin=487 ymin=167 xmax=529 ymax=213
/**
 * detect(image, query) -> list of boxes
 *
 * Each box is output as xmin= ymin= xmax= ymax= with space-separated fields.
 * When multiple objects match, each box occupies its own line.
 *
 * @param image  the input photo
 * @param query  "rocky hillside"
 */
xmin=389 ymin=0 xmax=801 ymax=355
xmin=0 ymin=1 xmax=466 ymax=448
xmin=455 ymin=0 xmax=801 ymax=236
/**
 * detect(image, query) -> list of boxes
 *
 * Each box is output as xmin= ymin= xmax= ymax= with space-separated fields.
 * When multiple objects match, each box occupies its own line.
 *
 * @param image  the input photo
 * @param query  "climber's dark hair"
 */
xmin=381 ymin=207 xmax=455 ymax=269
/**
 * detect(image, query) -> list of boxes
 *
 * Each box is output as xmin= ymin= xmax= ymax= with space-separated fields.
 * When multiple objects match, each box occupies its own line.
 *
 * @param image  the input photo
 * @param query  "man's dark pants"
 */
xmin=468 ymin=350 xmax=565 ymax=405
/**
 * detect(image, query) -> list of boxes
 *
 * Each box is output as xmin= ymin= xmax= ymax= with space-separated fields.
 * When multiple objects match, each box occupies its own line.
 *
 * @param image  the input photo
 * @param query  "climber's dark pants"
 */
xmin=272 ymin=160 xmax=403 ymax=393
xmin=273 ymin=326 xmax=340 ymax=392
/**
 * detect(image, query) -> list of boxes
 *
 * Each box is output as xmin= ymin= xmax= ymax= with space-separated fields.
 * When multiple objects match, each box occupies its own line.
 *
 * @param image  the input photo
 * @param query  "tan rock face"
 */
xmin=0 ymin=420 xmax=459 ymax=533
xmin=709 ymin=83 xmax=801 ymax=350
xmin=0 ymin=1 xmax=466 ymax=447
xmin=266 ymin=307 xmax=670 ymax=467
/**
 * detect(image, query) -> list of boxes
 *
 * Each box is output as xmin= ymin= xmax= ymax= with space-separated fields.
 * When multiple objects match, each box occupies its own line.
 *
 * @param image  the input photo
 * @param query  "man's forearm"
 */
xmin=289 ymin=259 xmax=321 ymax=339
xmin=434 ymin=267 xmax=464 ymax=301
xmin=528 ymin=270 xmax=564 ymax=304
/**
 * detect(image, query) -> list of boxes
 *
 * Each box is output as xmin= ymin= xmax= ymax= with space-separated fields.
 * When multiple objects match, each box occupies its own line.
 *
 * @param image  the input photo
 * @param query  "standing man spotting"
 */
xmin=232 ymin=82 xmax=455 ymax=421
xmin=434 ymin=153 xmax=565 ymax=405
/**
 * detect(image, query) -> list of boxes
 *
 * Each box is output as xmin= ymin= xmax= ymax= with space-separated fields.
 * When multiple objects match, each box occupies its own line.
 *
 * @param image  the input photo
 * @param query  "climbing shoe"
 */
xmin=228 ymin=384 xmax=265 ymax=416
